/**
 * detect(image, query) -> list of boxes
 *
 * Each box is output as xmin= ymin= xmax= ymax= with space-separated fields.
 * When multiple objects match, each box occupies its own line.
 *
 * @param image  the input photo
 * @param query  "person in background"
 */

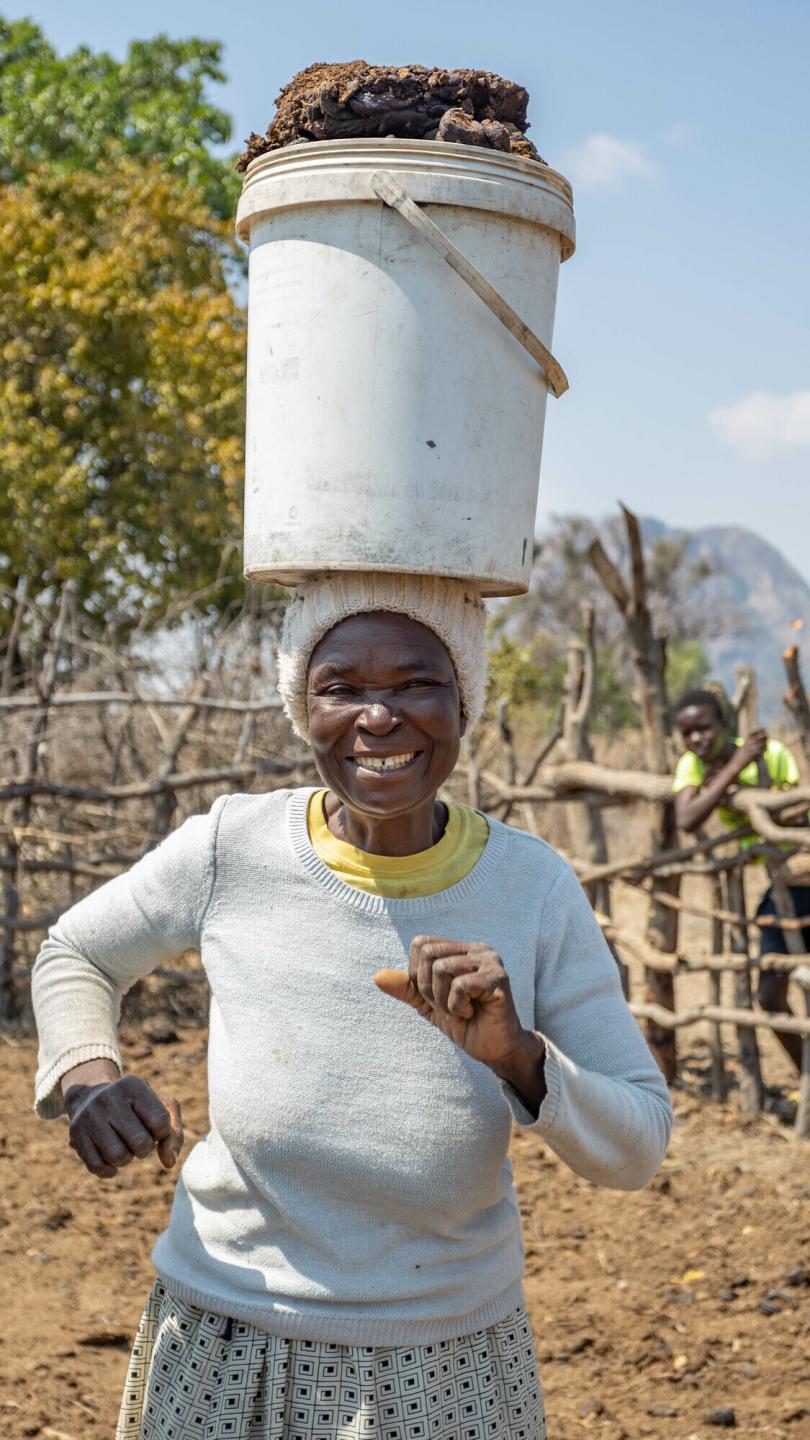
xmin=672 ymin=688 xmax=806 ymax=1071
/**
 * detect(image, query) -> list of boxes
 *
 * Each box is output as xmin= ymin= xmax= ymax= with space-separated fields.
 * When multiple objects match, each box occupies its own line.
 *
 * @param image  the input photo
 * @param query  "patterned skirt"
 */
xmin=116 ymin=1280 xmax=547 ymax=1440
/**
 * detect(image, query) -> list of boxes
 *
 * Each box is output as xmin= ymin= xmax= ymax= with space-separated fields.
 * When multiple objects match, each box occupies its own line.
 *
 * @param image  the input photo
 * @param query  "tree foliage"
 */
xmin=0 ymin=160 xmax=245 ymax=627
xmin=490 ymin=515 xmax=718 ymax=734
xmin=0 ymin=18 xmax=238 ymax=216
xmin=505 ymin=515 xmax=719 ymax=652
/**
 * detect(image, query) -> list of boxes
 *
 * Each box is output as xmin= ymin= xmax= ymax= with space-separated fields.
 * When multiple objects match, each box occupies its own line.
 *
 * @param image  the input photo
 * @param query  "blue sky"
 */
xmin=12 ymin=0 xmax=810 ymax=579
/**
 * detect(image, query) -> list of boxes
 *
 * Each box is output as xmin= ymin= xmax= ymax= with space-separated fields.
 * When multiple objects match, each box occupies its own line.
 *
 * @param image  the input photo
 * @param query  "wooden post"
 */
xmin=734 ymin=664 xmax=758 ymax=738
xmin=560 ymin=607 xmax=626 ymax=993
xmin=725 ymin=863 xmax=764 ymax=1116
xmin=644 ymin=804 xmax=680 ymax=1083
xmin=708 ymin=874 xmax=729 ymax=1102
xmin=1 ymin=576 xmax=29 ymax=696
xmin=1 ymin=580 xmax=75 ymax=1020
xmin=793 ymin=964 xmax=810 ymax=1140
xmin=783 ymin=644 xmax=810 ymax=768
xmin=588 ymin=503 xmax=679 ymax=1079
xmin=765 ymin=868 xmax=810 ymax=1140
xmin=561 ymin=608 xmax=609 ymax=901
xmin=587 ymin=506 xmax=670 ymax=774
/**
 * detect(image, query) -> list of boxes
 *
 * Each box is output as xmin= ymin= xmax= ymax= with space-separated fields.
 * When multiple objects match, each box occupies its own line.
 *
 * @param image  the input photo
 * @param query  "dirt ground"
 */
xmin=1 ymin=1021 xmax=808 ymax=1440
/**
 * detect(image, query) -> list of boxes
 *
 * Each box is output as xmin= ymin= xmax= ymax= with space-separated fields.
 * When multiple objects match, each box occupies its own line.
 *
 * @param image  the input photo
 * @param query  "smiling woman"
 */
xmin=307 ymin=612 xmax=466 ymax=853
xmin=32 ymin=570 xmax=672 ymax=1440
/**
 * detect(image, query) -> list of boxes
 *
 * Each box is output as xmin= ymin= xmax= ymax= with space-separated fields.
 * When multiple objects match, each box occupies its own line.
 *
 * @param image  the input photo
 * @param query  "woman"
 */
xmin=33 ymin=572 xmax=672 ymax=1440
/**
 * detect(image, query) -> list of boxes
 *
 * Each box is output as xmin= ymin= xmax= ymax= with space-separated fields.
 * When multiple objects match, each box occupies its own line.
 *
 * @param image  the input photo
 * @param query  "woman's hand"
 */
xmin=63 ymin=1068 xmax=184 ymax=1180
xmin=375 ymin=937 xmax=546 ymax=1114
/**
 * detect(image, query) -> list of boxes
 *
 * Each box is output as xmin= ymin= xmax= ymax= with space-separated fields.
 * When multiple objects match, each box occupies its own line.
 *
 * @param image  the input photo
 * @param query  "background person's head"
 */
xmin=277 ymin=573 xmax=488 ymax=820
xmin=674 ymin=688 xmax=728 ymax=762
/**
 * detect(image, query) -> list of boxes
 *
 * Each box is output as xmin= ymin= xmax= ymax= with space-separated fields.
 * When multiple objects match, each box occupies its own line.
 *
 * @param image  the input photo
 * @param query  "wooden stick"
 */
xmin=726 ymin=865 xmax=763 ymax=1116
xmin=791 ymin=964 xmax=810 ymax=1140
xmin=638 ymin=884 xmax=810 ymax=931
xmin=1 ymin=580 xmax=75 ymax=1016
xmin=0 ymin=692 xmax=283 ymax=714
xmin=764 ymin=867 xmax=809 ymax=1139
xmin=708 ymin=873 xmax=729 ymax=1102
xmin=0 ymin=575 xmax=29 ymax=696
xmin=0 ymin=855 xmax=119 ymax=879
xmin=519 ymin=705 xmax=564 ymax=789
xmin=571 ymin=824 xmax=753 ymax=886
xmin=0 ymin=758 xmax=314 ymax=803
xmin=629 ymin=1001 xmax=810 ymax=1038
xmin=783 ymin=644 xmax=810 ymax=767
xmin=481 ymin=759 xmax=810 ymax=817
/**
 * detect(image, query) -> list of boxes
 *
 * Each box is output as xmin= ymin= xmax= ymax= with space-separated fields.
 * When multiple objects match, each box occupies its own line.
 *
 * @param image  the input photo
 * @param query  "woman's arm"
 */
xmin=376 ymin=867 xmax=673 ymax=1191
xmin=32 ymin=798 xmax=225 ymax=1119
xmin=518 ymin=863 xmax=673 ymax=1189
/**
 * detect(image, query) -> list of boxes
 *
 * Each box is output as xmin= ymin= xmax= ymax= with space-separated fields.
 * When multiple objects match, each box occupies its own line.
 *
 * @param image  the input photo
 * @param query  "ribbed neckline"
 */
xmin=287 ymin=788 xmax=507 ymax=916
xmin=307 ymin=789 xmax=490 ymax=897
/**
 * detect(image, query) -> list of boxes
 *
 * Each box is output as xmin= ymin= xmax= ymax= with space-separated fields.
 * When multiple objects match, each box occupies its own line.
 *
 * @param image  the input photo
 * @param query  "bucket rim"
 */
xmin=243 ymin=559 xmax=530 ymax=599
xmin=236 ymin=138 xmax=574 ymax=258
xmin=239 ymin=136 xmax=573 ymax=205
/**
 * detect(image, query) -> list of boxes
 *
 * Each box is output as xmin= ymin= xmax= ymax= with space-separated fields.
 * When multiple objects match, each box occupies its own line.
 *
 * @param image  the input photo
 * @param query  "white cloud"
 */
xmin=708 ymin=390 xmax=810 ymax=461
xmin=561 ymin=133 xmax=657 ymax=189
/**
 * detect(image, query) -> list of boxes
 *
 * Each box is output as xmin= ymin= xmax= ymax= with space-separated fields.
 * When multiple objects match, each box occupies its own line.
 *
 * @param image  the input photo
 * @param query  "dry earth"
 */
xmin=1 ymin=1025 xmax=808 ymax=1440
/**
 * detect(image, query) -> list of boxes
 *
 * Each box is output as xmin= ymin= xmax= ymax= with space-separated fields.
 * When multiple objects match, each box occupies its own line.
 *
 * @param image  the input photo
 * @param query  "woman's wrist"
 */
xmin=61 ymin=1058 xmax=120 ymax=1112
xmin=491 ymin=1030 xmax=547 ymax=1117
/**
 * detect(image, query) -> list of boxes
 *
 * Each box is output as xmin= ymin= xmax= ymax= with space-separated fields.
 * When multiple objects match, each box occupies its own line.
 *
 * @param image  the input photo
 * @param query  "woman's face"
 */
xmin=307 ymin=611 xmax=465 ymax=818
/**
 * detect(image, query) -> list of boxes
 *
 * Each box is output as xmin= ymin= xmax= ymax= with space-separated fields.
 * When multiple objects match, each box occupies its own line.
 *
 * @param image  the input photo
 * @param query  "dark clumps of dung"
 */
xmin=236 ymin=61 xmax=543 ymax=172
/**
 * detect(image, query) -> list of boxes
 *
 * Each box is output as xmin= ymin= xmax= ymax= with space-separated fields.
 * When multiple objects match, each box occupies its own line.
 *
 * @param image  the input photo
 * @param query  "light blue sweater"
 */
xmin=33 ymin=788 xmax=671 ymax=1345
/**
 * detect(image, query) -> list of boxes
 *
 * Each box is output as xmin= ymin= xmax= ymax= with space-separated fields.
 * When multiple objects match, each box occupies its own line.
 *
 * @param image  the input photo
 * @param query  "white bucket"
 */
xmin=236 ymin=139 xmax=575 ymax=596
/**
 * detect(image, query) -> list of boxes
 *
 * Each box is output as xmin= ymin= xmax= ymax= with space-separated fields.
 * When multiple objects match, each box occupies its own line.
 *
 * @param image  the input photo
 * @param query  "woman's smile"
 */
xmin=348 ymin=751 xmax=423 ymax=775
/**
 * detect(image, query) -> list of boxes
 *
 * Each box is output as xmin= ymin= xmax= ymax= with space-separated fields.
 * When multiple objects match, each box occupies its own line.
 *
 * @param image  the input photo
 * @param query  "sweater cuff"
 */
xmin=35 ymin=1043 xmax=122 ymax=1120
xmin=501 ymin=1034 xmax=562 ymax=1133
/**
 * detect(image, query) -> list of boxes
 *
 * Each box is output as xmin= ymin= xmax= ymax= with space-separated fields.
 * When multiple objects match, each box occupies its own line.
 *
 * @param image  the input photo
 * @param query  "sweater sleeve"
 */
xmin=32 ymin=796 xmax=227 ymax=1119
xmin=503 ymin=861 xmax=672 ymax=1190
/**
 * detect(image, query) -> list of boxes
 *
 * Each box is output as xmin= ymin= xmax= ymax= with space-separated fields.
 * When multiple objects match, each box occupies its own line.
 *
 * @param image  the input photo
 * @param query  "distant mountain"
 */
xmin=642 ymin=518 xmax=810 ymax=721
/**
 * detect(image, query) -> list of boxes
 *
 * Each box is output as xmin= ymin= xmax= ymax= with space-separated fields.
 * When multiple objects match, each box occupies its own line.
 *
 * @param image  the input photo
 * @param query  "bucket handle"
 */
xmin=371 ymin=169 xmax=569 ymax=399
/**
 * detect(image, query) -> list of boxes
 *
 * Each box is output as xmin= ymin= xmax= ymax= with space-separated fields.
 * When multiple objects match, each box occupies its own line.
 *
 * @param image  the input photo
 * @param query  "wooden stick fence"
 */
xmin=4 ymin=543 xmax=810 ymax=1138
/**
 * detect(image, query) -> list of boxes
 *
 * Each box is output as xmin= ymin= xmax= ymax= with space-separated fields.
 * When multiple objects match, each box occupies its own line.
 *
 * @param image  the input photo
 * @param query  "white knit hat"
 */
xmin=277 ymin=572 xmax=488 ymax=740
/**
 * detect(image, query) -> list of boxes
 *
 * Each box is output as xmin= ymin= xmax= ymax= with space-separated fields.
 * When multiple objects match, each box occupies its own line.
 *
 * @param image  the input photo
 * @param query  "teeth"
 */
xmin=355 ymin=753 xmax=416 ymax=772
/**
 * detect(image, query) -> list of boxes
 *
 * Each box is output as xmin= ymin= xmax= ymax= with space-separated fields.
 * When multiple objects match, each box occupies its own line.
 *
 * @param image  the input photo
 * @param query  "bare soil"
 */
xmin=1 ymin=1023 xmax=808 ymax=1440
xmin=237 ymin=62 xmax=541 ymax=171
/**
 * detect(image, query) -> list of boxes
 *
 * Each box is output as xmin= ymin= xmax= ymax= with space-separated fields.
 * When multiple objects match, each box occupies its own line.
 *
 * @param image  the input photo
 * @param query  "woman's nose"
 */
xmin=357 ymin=701 xmax=400 ymax=733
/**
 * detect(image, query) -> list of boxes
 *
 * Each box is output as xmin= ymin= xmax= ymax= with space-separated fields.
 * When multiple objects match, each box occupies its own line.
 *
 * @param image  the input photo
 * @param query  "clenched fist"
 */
xmin=64 ymin=1069 xmax=184 ymax=1180
xmin=375 ymin=936 xmax=546 ymax=1115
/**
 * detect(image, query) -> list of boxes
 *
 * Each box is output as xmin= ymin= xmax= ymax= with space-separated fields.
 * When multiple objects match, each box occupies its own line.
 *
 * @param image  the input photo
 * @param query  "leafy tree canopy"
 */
xmin=0 ymin=160 xmax=245 ymax=628
xmin=0 ymin=18 xmax=238 ymax=216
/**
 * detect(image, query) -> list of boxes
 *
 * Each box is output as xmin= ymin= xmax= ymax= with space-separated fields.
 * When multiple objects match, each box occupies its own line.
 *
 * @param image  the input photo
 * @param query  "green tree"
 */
xmin=487 ymin=634 xmax=564 ymax=716
xmin=0 ymin=18 xmax=238 ymax=217
xmin=665 ymin=639 xmax=711 ymax=700
xmin=0 ymin=160 xmax=245 ymax=627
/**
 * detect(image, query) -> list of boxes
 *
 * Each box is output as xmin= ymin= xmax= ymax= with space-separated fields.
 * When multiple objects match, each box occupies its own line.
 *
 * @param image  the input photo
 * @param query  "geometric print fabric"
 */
xmin=116 ymin=1281 xmax=547 ymax=1440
